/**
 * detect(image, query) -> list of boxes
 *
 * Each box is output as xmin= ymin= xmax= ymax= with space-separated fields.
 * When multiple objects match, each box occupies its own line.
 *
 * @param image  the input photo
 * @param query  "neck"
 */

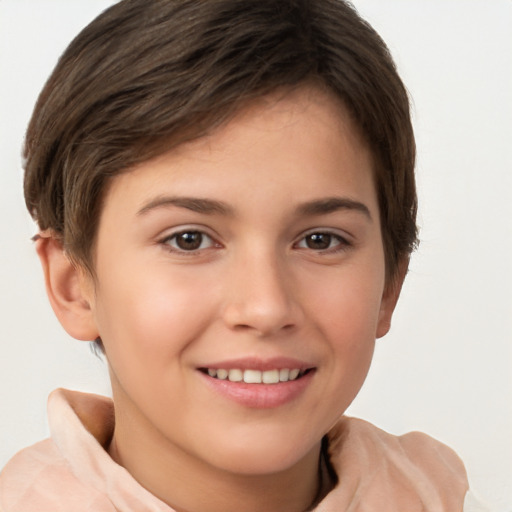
xmin=108 ymin=404 xmax=322 ymax=512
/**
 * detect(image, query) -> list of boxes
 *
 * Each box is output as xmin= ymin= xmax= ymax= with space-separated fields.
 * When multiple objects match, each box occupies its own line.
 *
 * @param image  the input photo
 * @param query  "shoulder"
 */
xmin=329 ymin=416 xmax=469 ymax=480
xmin=324 ymin=417 xmax=469 ymax=511
xmin=0 ymin=439 xmax=116 ymax=512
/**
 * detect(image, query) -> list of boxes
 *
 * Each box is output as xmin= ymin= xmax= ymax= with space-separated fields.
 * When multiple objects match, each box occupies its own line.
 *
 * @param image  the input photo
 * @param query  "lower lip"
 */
xmin=198 ymin=370 xmax=315 ymax=409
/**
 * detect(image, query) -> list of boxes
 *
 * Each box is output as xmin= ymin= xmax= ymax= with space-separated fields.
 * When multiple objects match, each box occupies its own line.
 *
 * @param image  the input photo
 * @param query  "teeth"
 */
xmin=289 ymin=369 xmax=300 ymax=380
xmin=228 ymin=369 xmax=243 ymax=382
xmin=244 ymin=369 xmax=262 ymax=384
xmin=279 ymin=368 xmax=290 ymax=382
xmin=216 ymin=369 xmax=228 ymax=380
xmin=205 ymin=367 xmax=305 ymax=384
xmin=262 ymin=369 xmax=279 ymax=384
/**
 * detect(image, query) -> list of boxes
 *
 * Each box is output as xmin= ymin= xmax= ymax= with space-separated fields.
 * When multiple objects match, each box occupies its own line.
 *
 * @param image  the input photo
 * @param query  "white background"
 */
xmin=0 ymin=1 xmax=511 ymax=510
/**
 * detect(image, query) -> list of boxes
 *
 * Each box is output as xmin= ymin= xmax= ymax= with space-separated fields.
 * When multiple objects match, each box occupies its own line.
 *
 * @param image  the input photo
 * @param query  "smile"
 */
xmin=201 ymin=368 xmax=308 ymax=384
xmin=198 ymin=361 xmax=315 ymax=408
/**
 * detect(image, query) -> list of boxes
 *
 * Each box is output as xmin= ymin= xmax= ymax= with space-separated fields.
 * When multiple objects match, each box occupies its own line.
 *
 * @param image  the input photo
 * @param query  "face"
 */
xmin=82 ymin=87 xmax=398 ymax=477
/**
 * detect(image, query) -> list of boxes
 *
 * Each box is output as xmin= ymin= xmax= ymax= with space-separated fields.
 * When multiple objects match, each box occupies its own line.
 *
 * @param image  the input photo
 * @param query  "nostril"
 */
xmin=231 ymin=322 xmax=296 ymax=336
xmin=232 ymin=323 xmax=252 ymax=331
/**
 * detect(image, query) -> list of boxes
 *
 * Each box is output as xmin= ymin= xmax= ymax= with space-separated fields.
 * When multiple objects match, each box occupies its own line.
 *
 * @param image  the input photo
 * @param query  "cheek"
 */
xmin=92 ymin=259 xmax=219 ymax=362
xmin=307 ymin=263 xmax=385 ymax=340
xmin=305 ymin=263 xmax=384 ymax=383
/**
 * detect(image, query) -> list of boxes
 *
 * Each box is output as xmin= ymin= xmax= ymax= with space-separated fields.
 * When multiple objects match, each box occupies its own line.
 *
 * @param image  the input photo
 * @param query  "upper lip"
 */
xmin=197 ymin=357 xmax=315 ymax=371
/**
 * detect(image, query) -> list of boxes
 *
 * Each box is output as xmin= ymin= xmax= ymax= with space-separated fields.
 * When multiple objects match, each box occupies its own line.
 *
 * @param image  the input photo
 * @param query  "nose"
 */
xmin=221 ymin=250 xmax=303 ymax=337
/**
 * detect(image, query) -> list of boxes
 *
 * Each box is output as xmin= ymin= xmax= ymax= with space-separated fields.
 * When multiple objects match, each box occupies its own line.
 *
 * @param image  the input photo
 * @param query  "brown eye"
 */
xmin=164 ymin=231 xmax=214 ymax=252
xmin=305 ymin=233 xmax=333 ymax=250
xmin=176 ymin=232 xmax=203 ymax=250
xmin=296 ymin=231 xmax=349 ymax=252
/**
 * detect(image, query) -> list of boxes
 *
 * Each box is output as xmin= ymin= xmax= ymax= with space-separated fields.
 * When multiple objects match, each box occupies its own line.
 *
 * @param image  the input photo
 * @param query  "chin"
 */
xmin=199 ymin=427 xmax=321 ymax=476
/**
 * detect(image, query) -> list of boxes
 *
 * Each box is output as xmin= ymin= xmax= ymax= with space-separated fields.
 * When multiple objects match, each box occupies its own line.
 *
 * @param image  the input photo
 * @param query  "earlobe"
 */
xmin=35 ymin=234 xmax=99 ymax=341
xmin=376 ymin=260 xmax=408 ymax=339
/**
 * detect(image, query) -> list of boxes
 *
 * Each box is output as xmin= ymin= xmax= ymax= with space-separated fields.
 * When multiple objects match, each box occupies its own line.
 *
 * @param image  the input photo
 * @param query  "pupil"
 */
xmin=307 ymin=233 xmax=331 ymax=250
xmin=177 ymin=232 xmax=202 ymax=250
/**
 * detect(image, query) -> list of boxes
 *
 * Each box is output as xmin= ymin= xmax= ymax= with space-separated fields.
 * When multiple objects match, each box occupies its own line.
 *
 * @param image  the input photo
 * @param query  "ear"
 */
xmin=35 ymin=234 xmax=99 ymax=341
xmin=376 ymin=259 xmax=408 ymax=339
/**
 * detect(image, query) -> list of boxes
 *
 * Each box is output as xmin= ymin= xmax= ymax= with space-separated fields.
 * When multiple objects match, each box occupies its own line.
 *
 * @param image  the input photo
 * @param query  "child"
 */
xmin=0 ymin=0 xmax=489 ymax=510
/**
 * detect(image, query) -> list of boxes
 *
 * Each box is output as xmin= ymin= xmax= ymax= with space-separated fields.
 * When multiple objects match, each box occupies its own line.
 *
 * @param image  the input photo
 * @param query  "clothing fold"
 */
xmin=0 ymin=389 xmax=486 ymax=512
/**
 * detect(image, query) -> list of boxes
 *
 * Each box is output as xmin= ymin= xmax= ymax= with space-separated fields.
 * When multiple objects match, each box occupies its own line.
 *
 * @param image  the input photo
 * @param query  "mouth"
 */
xmin=197 ymin=360 xmax=316 ymax=408
xmin=199 ymin=367 xmax=312 ymax=384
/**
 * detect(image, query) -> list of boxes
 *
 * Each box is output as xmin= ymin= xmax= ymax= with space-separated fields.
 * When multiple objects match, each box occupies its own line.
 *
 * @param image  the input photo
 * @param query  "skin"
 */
xmin=38 ymin=86 xmax=404 ymax=512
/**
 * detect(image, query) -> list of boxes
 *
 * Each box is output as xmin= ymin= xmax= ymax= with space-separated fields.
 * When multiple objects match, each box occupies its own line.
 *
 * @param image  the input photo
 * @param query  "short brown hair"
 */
xmin=24 ymin=0 xmax=417 ymax=283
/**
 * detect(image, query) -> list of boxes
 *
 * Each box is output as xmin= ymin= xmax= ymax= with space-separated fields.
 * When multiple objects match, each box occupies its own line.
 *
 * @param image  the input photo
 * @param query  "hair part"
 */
xmin=24 ymin=0 xmax=417 ymax=287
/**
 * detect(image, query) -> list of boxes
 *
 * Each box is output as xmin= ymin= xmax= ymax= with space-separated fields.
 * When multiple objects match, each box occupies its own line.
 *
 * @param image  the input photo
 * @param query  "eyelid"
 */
xmin=158 ymin=225 xmax=223 ymax=254
xmin=293 ymin=228 xmax=353 ymax=251
xmin=296 ymin=226 xmax=353 ymax=241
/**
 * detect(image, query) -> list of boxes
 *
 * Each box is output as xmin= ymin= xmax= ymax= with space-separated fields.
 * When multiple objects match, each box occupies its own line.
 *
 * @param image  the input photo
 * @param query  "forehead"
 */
xmin=180 ymin=86 xmax=368 ymax=163
xmin=100 ymin=85 xmax=376 ymax=219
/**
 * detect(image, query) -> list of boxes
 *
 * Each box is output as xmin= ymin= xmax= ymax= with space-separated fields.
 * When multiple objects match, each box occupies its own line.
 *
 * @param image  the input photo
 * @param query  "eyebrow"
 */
xmin=296 ymin=197 xmax=372 ymax=220
xmin=137 ymin=196 xmax=234 ymax=216
xmin=137 ymin=195 xmax=371 ymax=220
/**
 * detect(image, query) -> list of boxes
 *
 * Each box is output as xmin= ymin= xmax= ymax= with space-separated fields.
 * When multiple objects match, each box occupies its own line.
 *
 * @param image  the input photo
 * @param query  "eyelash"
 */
xmin=293 ymin=230 xmax=351 ymax=254
xmin=158 ymin=229 xmax=352 ymax=255
xmin=160 ymin=229 xmax=219 ymax=254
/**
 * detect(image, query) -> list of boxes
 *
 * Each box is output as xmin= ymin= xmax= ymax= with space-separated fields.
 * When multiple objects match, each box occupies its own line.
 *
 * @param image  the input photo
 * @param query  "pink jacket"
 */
xmin=0 ymin=389 xmax=485 ymax=511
